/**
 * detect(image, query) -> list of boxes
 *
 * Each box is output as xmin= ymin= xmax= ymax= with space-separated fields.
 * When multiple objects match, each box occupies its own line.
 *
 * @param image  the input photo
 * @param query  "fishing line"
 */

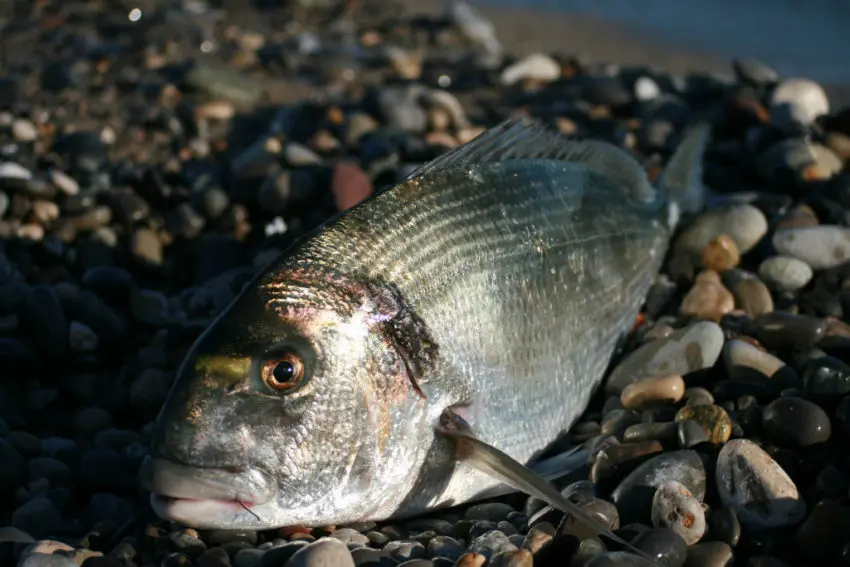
xmin=239 ymin=501 xmax=262 ymax=522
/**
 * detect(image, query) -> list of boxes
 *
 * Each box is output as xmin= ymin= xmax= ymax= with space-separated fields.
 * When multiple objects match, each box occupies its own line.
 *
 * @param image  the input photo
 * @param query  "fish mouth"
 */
xmin=139 ymin=456 xmax=275 ymax=525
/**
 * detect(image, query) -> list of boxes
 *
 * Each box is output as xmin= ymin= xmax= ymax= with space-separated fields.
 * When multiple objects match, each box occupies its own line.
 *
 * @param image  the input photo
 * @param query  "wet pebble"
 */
xmin=605 ymin=321 xmax=725 ymax=395
xmin=631 ymin=528 xmax=688 ymax=567
xmin=772 ymin=225 xmax=850 ymax=270
xmin=758 ymin=256 xmax=813 ymax=292
xmin=769 ymin=78 xmax=830 ymax=130
xmin=620 ymin=374 xmax=685 ymax=410
xmin=715 ymin=439 xmax=806 ymax=529
xmin=651 ymin=480 xmax=706 ymax=545
xmin=680 ymin=270 xmax=735 ymax=322
xmin=675 ymin=205 xmax=767 ymax=257
xmin=754 ymin=311 xmax=826 ymax=350
xmin=611 ymin=450 xmax=706 ymax=525
xmin=683 ymin=542 xmax=733 ymax=567
xmin=762 ymin=396 xmax=831 ymax=447
xmin=287 ymin=538 xmax=356 ymax=567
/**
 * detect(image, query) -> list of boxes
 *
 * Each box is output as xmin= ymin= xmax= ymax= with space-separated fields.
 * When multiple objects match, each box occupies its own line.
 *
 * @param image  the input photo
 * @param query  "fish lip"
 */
xmin=139 ymin=456 xmax=275 ymax=507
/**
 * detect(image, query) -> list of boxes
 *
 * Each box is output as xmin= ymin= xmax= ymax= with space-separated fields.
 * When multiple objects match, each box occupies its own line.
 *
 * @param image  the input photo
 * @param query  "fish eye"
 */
xmin=261 ymin=352 xmax=307 ymax=393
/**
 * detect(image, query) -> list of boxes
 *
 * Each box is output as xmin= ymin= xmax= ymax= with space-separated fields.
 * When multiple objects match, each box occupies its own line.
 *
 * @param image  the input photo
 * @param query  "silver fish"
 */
xmin=140 ymin=117 xmax=709 ymax=544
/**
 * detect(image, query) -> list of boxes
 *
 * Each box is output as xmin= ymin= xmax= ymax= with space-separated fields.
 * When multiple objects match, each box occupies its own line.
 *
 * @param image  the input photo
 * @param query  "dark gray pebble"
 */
xmin=803 ymin=356 xmax=850 ymax=397
xmin=384 ymin=540 xmax=426 ymax=562
xmin=427 ymin=535 xmax=464 ymax=561
xmin=683 ymin=542 xmax=733 ymax=567
xmin=754 ymin=312 xmax=826 ymax=350
xmin=792 ymin=499 xmax=850 ymax=561
xmin=236 ymin=547 xmax=266 ymax=567
xmin=705 ymin=507 xmax=740 ymax=547
xmin=762 ymin=396 xmax=831 ymax=447
xmin=610 ymin=450 xmax=707 ymax=525
xmin=18 ymin=554 xmax=79 ymax=567
xmin=584 ymin=551 xmax=658 ymax=567
xmin=631 ymin=528 xmax=688 ymax=567
xmin=11 ymin=498 xmax=65 ymax=539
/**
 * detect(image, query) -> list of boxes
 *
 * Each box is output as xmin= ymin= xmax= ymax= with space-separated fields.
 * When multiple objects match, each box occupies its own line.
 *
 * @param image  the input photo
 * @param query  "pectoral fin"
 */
xmin=436 ymin=407 xmax=662 ymax=566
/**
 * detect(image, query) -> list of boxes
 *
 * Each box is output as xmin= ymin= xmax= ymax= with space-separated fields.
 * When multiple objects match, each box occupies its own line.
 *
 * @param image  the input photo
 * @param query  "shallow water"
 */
xmin=485 ymin=0 xmax=850 ymax=84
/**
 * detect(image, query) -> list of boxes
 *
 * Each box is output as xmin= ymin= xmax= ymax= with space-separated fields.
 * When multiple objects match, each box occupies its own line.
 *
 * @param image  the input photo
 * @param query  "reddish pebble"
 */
xmin=332 ymin=160 xmax=373 ymax=212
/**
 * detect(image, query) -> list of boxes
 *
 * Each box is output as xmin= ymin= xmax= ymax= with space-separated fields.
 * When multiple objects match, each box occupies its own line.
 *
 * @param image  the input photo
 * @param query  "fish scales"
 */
xmin=141 ymin=117 xmax=708 ymax=531
xmin=267 ymin=159 xmax=669 ymax=513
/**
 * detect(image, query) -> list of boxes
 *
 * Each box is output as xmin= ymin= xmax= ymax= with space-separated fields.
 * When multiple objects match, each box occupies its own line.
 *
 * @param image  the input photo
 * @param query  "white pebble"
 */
xmin=500 ymin=53 xmax=561 ymax=86
xmin=772 ymin=225 xmax=850 ymax=270
xmin=770 ymin=78 xmax=829 ymax=130
xmin=634 ymin=76 xmax=661 ymax=102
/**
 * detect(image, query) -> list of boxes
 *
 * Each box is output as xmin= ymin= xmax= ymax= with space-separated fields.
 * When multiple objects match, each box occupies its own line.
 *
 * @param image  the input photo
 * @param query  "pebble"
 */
xmin=683 ymin=542 xmax=734 ymax=567
xmin=792 ymin=498 xmax=850 ymax=561
xmin=332 ymin=161 xmax=373 ymax=212
xmin=723 ymin=271 xmax=774 ymax=319
xmin=605 ymin=321 xmax=725 ymax=395
xmin=620 ymin=374 xmax=685 ymax=409
xmin=500 ymin=54 xmax=561 ymax=86
xmin=701 ymin=235 xmax=739 ymax=271
xmin=758 ymin=256 xmax=813 ymax=292
xmin=674 ymin=405 xmax=732 ymax=445
xmin=762 ymin=396 xmax=831 ymax=447
xmin=651 ymin=480 xmax=706 ymax=545
xmin=772 ymin=225 xmax=850 ymax=270
xmin=287 ymin=538 xmax=356 ymax=567
xmin=705 ymin=507 xmax=740 ymax=547
xmin=754 ymin=311 xmax=826 ymax=350
xmin=769 ymin=78 xmax=830 ymax=130
xmin=611 ymin=450 xmax=706 ymax=525
xmin=715 ymin=439 xmax=806 ymax=529
xmin=803 ymin=356 xmax=850 ymax=396
xmin=631 ymin=528 xmax=688 ymax=567
xmin=679 ymin=270 xmax=735 ymax=322
xmin=674 ymin=204 xmax=767 ymax=257
xmin=722 ymin=338 xmax=795 ymax=382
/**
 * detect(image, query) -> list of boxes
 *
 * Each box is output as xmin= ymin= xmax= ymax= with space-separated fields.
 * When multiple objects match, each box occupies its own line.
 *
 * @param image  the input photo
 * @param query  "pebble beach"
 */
xmin=2 ymin=1 xmax=850 ymax=567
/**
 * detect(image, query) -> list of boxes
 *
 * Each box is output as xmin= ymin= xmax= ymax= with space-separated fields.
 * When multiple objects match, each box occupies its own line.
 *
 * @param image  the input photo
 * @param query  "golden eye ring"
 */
xmin=261 ymin=352 xmax=306 ymax=392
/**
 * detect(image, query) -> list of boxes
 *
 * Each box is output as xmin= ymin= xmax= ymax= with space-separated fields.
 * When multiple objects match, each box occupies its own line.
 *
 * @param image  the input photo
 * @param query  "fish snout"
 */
xmin=139 ymin=455 xmax=275 ymax=506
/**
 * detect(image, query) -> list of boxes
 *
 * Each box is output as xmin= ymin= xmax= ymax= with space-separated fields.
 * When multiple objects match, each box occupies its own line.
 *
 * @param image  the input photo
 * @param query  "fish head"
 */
xmin=141 ymin=263 xmax=440 ymax=529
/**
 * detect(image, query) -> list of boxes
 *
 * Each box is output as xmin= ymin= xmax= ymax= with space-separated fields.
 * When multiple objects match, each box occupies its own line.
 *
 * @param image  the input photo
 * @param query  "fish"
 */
xmin=140 ymin=116 xmax=709 ymax=552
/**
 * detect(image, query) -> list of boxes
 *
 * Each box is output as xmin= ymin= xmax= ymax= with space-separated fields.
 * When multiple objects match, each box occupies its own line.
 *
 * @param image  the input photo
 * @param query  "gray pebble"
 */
xmin=683 ymin=541 xmax=734 ymax=567
xmin=331 ymin=528 xmax=370 ymax=546
xmin=500 ymin=54 xmax=560 ymax=86
xmin=758 ymin=255 xmax=813 ymax=292
xmin=12 ymin=498 xmax=65 ymax=539
xmin=584 ymin=551 xmax=659 ymax=567
xmin=611 ymin=450 xmax=707 ymax=526
xmin=762 ymin=397 xmax=831 ymax=447
xmin=467 ymin=530 xmax=517 ymax=560
xmin=384 ymin=541 xmax=426 ymax=562
xmin=732 ymin=58 xmax=778 ymax=86
xmin=463 ymin=503 xmax=515 ymax=522
xmin=715 ymin=439 xmax=806 ymax=529
xmin=769 ymin=78 xmax=829 ymax=131
xmin=773 ymin=225 xmax=850 ymax=270
xmin=287 ymin=538 xmax=356 ymax=567
xmin=722 ymin=339 xmax=795 ymax=382
xmin=605 ymin=321 xmax=724 ymax=395
xmin=18 ymin=554 xmax=79 ymax=567
xmin=674 ymin=204 xmax=767 ymax=256
xmin=427 ymin=535 xmax=465 ymax=561
xmin=651 ymin=480 xmax=706 ymax=545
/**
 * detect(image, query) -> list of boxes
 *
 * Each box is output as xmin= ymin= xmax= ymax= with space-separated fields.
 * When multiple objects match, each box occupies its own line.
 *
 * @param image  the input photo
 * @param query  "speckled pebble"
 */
xmin=758 ymin=256 xmax=813 ymax=292
xmin=716 ymin=439 xmax=806 ymax=529
xmin=651 ymin=480 xmax=706 ymax=545
xmin=605 ymin=321 xmax=725 ymax=395
xmin=772 ymin=225 xmax=850 ymax=270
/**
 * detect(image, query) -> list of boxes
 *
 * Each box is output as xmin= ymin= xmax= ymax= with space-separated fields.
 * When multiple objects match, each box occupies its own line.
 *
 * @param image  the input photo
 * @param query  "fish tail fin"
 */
xmin=657 ymin=122 xmax=712 ymax=230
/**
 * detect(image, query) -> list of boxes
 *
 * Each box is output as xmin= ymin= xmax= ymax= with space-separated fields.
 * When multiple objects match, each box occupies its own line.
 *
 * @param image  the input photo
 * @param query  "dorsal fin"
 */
xmin=405 ymin=116 xmax=657 ymax=204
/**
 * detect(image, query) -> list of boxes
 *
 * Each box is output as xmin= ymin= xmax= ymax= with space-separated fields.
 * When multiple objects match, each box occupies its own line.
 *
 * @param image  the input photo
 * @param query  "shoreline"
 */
xmin=396 ymin=0 xmax=850 ymax=108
